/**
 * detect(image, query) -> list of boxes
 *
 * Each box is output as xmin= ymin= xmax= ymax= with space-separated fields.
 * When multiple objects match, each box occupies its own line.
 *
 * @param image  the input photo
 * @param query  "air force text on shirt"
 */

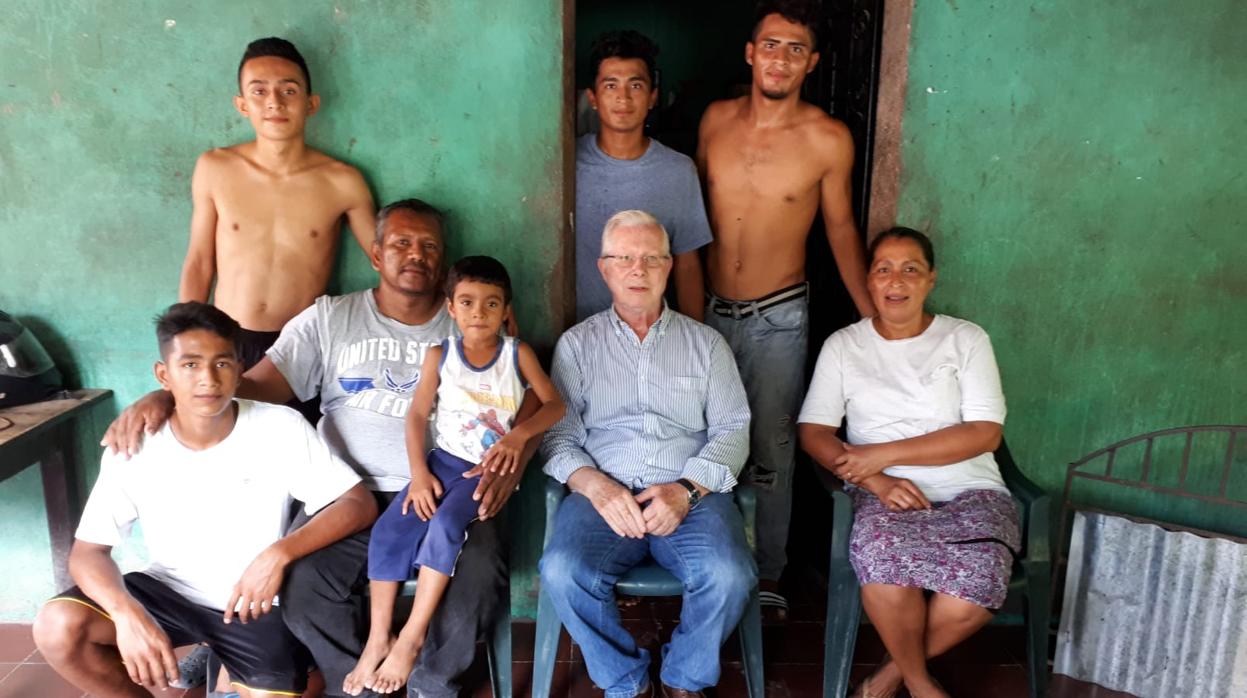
xmin=337 ymin=337 xmax=436 ymax=418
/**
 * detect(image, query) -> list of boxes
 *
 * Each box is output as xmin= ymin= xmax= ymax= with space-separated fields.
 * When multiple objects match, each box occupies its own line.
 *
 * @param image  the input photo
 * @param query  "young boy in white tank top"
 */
xmin=344 ymin=256 xmax=565 ymax=696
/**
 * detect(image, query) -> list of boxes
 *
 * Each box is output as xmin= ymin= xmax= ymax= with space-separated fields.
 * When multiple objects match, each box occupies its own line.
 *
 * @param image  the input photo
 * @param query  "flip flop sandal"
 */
xmin=758 ymin=590 xmax=789 ymax=621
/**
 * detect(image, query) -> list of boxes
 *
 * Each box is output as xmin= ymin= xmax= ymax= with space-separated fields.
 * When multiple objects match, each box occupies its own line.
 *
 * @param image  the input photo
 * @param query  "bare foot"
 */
xmin=343 ymin=634 xmax=393 ymax=696
xmin=905 ymin=677 xmax=950 ymax=698
xmin=852 ymin=658 xmax=902 ymax=698
xmin=367 ymin=634 xmax=423 ymax=695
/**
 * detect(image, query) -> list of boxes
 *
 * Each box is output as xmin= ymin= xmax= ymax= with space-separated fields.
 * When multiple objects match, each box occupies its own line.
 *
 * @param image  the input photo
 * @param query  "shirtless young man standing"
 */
xmin=180 ymin=37 xmax=375 ymax=368
xmin=697 ymin=0 xmax=875 ymax=619
xmin=170 ymin=37 xmax=375 ymax=687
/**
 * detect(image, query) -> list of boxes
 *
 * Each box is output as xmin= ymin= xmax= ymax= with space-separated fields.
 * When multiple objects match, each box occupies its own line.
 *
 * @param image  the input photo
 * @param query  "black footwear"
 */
xmin=660 ymin=684 xmax=706 ymax=698
xmin=758 ymin=589 xmax=789 ymax=623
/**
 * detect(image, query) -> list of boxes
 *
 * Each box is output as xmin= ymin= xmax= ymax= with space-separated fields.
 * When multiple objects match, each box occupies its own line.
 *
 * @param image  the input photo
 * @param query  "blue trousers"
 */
xmin=367 ymin=449 xmax=480 ymax=580
xmin=539 ymin=492 xmax=756 ymax=697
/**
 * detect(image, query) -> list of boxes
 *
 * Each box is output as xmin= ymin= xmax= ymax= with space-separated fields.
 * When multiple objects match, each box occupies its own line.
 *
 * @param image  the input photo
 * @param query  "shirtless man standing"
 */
xmin=171 ymin=36 xmax=374 ymax=689
xmin=697 ymin=0 xmax=875 ymax=619
xmin=180 ymin=37 xmax=375 ymax=368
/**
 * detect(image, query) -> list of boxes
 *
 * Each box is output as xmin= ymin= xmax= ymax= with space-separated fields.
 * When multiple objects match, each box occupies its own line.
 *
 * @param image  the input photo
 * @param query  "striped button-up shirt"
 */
xmin=541 ymin=306 xmax=750 ymax=492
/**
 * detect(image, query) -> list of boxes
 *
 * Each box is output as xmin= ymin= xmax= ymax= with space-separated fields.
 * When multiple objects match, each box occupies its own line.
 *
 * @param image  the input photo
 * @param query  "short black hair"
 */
xmin=375 ymin=198 xmax=447 ymax=244
xmin=238 ymin=37 xmax=312 ymax=93
xmin=155 ymin=302 xmax=241 ymax=358
xmin=869 ymin=226 xmax=936 ymax=269
xmin=752 ymin=0 xmax=821 ymax=45
xmin=445 ymin=256 xmax=513 ymax=305
xmin=588 ymin=30 xmax=660 ymax=86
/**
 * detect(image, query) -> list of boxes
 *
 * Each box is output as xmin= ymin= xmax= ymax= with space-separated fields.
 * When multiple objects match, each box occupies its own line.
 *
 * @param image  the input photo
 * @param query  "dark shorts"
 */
xmin=238 ymin=328 xmax=282 ymax=371
xmin=239 ymin=327 xmax=320 ymax=424
xmin=48 ymin=572 xmax=310 ymax=695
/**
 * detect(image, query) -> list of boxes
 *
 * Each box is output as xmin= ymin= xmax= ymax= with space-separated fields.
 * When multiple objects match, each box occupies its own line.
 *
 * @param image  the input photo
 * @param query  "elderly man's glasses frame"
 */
xmin=599 ymin=254 xmax=671 ymax=270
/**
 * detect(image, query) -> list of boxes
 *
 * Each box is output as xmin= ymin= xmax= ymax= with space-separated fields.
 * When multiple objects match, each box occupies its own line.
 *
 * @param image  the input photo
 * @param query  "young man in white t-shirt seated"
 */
xmin=32 ymin=302 xmax=378 ymax=698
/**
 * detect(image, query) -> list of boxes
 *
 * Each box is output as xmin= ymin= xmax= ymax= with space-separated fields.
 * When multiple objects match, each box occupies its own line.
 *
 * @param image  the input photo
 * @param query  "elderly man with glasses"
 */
xmin=538 ymin=210 xmax=755 ymax=698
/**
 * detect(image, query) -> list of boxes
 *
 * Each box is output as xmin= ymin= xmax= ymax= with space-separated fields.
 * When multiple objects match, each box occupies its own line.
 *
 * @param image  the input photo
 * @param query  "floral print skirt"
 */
xmin=848 ymin=488 xmax=1021 ymax=609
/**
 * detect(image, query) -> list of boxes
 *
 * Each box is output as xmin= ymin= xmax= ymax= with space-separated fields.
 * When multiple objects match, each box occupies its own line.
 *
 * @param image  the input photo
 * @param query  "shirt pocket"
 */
xmin=649 ymin=375 xmax=706 ymax=435
xmin=919 ymin=363 xmax=962 ymax=422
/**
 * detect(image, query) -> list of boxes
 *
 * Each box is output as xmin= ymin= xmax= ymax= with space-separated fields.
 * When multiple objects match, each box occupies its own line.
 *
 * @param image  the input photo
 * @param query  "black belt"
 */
xmin=707 ymin=283 xmax=808 ymax=319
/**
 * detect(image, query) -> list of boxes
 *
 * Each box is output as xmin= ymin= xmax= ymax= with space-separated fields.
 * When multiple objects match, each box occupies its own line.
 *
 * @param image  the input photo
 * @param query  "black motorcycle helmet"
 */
xmin=0 ymin=311 xmax=64 ymax=408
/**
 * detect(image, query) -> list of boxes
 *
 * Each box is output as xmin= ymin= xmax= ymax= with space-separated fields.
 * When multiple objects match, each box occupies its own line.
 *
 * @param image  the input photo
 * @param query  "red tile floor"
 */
xmin=0 ymin=600 xmax=1136 ymax=697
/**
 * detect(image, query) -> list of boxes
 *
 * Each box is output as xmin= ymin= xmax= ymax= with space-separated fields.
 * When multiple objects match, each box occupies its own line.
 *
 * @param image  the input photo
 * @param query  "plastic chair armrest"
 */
xmin=997 ymin=439 xmax=1044 ymax=506
xmin=829 ymin=489 xmax=855 ymax=567
xmin=542 ymin=477 xmax=568 ymax=549
xmin=734 ymin=484 xmax=758 ymax=552
xmin=1007 ymin=468 xmax=1046 ymax=507
xmin=1025 ymin=492 xmax=1051 ymax=564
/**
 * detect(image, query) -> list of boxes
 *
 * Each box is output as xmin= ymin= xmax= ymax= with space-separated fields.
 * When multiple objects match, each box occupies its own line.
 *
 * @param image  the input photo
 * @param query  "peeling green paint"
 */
xmin=0 ymin=0 xmax=566 ymax=620
xmin=897 ymin=1 xmax=1247 ymax=534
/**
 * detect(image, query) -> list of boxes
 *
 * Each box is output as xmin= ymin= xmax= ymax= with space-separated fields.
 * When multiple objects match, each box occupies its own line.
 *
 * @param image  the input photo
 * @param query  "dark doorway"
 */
xmin=574 ymin=0 xmax=885 ymax=588
xmin=574 ymin=1 xmax=754 ymax=153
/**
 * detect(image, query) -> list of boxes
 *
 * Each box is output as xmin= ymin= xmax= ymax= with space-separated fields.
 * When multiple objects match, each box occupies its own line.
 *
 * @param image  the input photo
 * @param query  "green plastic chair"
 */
xmin=822 ymin=440 xmax=1051 ymax=698
xmin=399 ymin=577 xmax=512 ymax=698
xmin=532 ymin=478 xmax=765 ymax=698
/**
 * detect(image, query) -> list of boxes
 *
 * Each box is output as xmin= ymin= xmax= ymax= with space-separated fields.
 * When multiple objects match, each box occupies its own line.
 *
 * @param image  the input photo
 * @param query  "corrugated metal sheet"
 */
xmin=1055 ymin=511 xmax=1247 ymax=697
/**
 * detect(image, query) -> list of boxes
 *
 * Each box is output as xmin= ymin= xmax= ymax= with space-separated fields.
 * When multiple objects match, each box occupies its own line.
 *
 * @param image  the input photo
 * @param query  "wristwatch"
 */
xmin=675 ymin=478 xmax=702 ymax=509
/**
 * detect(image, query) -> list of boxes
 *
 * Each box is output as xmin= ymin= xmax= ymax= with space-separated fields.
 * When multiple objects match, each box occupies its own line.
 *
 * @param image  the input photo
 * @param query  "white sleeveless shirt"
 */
xmin=434 ymin=336 xmax=526 ymax=464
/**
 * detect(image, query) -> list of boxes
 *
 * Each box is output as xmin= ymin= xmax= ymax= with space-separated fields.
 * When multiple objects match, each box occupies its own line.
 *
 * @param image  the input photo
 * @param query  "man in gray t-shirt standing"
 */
xmin=576 ymin=30 xmax=713 ymax=322
xmin=102 ymin=199 xmax=520 ymax=698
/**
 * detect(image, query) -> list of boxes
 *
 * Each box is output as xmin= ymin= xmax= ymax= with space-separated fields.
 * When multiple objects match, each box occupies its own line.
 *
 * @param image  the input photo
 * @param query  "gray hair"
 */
xmin=600 ymin=210 xmax=671 ymax=256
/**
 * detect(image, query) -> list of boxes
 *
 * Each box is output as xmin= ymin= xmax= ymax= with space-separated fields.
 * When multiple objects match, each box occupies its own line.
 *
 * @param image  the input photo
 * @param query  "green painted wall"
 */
xmin=897 ymin=1 xmax=1247 ymax=533
xmin=0 ymin=0 xmax=566 ymax=621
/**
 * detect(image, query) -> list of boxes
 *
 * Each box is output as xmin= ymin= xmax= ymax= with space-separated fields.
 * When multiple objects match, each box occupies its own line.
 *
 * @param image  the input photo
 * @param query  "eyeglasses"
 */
xmin=599 ymin=254 xmax=671 ymax=269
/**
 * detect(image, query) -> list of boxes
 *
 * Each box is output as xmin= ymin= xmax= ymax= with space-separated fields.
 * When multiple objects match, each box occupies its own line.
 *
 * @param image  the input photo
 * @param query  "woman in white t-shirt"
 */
xmin=798 ymin=228 xmax=1020 ymax=698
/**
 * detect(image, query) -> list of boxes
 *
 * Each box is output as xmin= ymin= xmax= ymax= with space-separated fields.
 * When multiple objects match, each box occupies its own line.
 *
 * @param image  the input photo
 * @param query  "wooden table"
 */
xmin=0 ymin=389 xmax=112 ymax=590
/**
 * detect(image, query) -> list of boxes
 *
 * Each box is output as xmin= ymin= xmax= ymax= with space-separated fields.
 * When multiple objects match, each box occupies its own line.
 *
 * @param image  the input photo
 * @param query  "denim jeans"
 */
xmin=704 ymin=294 xmax=808 ymax=581
xmin=539 ymin=492 xmax=756 ymax=697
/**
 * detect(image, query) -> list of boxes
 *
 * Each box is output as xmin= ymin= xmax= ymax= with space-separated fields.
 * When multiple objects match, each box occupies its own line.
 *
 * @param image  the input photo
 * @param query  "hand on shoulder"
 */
xmin=100 ymin=390 xmax=175 ymax=459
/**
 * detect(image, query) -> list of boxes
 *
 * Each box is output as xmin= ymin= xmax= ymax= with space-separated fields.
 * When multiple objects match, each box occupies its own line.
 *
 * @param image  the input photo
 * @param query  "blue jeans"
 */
xmin=704 ymin=294 xmax=808 ymax=581
xmin=539 ymin=492 xmax=756 ymax=697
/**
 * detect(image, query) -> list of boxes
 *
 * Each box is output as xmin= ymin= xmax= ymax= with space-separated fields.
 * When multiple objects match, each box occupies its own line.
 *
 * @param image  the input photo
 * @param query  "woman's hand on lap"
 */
xmin=880 ymin=477 xmax=932 ymax=511
xmin=863 ymin=474 xmax=931 ymax=511
xmin=833 ymin=443 xmax=894 ymax=484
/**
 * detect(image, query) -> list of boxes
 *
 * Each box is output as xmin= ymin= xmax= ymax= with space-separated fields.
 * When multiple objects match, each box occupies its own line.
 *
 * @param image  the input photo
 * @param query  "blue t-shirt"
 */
xmin=575 ymin=134 xmax=714 ymax=321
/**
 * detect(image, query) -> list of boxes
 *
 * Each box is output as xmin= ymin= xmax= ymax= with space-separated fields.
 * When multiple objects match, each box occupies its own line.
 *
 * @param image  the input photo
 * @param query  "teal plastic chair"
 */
xmin=400 ymin=578 xmax=512 ymax=698
xmin=822 ymin=440 xmax=1051 ymax=698
xmin=532 ymin=478 xmax=765 ymax=698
